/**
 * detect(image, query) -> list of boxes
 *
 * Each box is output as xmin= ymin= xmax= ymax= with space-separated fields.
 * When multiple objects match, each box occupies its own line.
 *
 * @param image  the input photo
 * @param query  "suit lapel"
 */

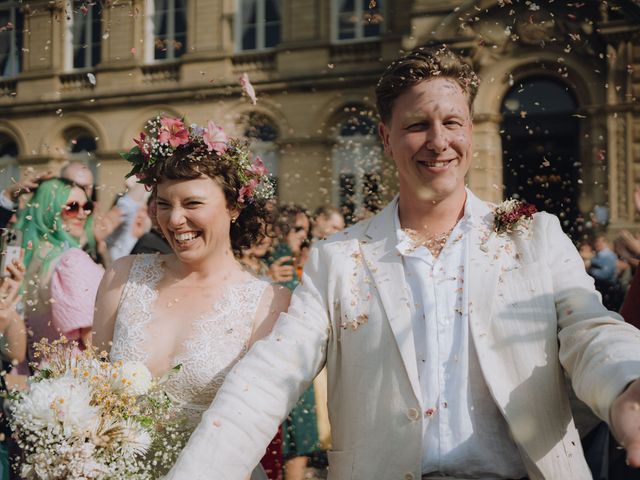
xmin=466 ymin=192 xmax=506 ymax=337
xmin=359 ymin=200 xmax=422 ymax=405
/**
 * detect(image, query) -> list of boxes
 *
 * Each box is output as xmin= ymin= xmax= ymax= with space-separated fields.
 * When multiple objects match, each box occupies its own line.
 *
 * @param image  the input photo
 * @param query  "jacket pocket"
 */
xmin=327 ymin=449 xmax=354 ymax=480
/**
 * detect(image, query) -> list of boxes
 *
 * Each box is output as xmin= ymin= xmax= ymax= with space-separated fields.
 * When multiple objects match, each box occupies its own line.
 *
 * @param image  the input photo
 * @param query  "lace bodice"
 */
xmin=111 ymin=254 xmax=269 ymax=427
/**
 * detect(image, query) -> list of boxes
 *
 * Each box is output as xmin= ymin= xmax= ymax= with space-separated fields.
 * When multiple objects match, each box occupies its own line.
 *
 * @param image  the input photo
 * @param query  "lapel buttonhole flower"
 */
xmin=493 ymin=199 xmax=537 ymax=235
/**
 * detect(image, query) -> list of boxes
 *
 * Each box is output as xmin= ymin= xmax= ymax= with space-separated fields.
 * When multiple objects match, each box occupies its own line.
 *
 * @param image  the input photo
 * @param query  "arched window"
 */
xmin=65 ymin=128 xmax=98 ymax=182
xmin=244 ymin=112 xmax=279 ymax=195
xmin=0 ymin=135 xmax=19 ymax=191
xmin=146 ymin=0 xmax=187 ymax=61
xmin=0 ymin=0 xmax=23 ymax=77
xmin=331 ymin=105 xmax=382 ymax=224
xmin=501 ymin=77 xmax=581 ymax=238
xmin=66 ymin=0 xmax=101 ymax=70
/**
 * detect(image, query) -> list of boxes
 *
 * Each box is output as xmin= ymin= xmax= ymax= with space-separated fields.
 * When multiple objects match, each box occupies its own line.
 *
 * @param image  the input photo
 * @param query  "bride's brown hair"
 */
xmin=150 ymin=144 xmax=271 ymax=255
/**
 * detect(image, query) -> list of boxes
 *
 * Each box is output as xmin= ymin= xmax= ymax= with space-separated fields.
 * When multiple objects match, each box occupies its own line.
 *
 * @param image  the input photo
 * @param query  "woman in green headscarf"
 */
xmin=15 ymin=178 xmax=103 ymax=367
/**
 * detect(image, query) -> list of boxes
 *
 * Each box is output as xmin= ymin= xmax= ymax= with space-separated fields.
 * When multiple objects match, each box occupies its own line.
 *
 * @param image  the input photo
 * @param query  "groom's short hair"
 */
xmin=375 ymin=46 xmax=480 ymax=124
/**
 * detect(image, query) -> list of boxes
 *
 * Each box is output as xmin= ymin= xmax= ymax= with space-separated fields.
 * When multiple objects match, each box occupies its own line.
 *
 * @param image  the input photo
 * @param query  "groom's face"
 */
xmin=378 ymin=77 xmax=473 ymax=204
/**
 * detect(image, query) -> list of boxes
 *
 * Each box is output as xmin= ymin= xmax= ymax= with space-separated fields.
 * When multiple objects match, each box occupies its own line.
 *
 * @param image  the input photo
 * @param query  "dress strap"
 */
xmin=111 ymin=254 xmax=164 ymax=364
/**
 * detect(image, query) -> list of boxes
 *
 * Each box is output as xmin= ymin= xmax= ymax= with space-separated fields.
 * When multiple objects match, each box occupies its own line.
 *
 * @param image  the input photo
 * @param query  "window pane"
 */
xmin=363 ymin=21 xmax=380 ymax=38
xmin=338 ymin=0 xmax=355 ymax=14
xmin=242 ymin=25 xmax=256 ymax=50
xmin=0 ymin=9 xmax=14 ymax=76
xmin=362 ymin=0 xmax=381 ymax=38
xmin=242 ymin=0 xmax=257 ymax=25
xmin=72 ymin=8 xmax=89 ymax=69
xmin=174 ymin=0 xmax=187 ymax=58
xmin=91 ymin=5 xmax=101 ymax=66
xmin=265 ymin=23 xmax=280 ymax=48
xmin=338 ymin=12 xmax=355 ymax=40
xmin=154 ymin=0 xmax=169 ymax=59
xmin=265 ymin=0 xmax=280 ymax=22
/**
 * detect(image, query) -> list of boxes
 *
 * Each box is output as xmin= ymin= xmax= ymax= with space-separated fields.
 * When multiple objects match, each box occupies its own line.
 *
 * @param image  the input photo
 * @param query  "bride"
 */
xmin=92 ymin=117 xmax=289 ymax=479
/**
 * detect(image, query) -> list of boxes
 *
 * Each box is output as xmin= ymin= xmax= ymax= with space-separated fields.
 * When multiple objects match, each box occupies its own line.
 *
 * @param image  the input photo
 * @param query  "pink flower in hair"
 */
xmin=238 ymin=179 xmax=258 ymax=204
xmin=158 ymin=117 xmax=189 ymax=148
xmin=250 ymin=156 xmax=268 ymax=176
xmin=203 ymin=120 xmax=228 ymax=155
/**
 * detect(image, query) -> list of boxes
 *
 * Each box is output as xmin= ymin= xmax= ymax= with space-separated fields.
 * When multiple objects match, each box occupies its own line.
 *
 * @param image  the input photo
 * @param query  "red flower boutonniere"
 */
xmin=493 ymin=199 xmax=537 ymax=235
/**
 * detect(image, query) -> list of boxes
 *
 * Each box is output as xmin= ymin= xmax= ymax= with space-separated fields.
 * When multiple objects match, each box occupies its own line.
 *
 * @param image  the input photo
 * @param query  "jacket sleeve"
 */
xmin=166 ymin=244 xmax=331 ymax=480
xmin=50 ymin=248 xmax=104 ymax=335
xmin=544 ymin=214 xmax=640 ymax=423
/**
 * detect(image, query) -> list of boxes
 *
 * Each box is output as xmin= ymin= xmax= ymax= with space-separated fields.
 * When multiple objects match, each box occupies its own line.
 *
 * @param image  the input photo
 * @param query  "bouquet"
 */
xmin=8 ymin=337 xmax=187 ymax=479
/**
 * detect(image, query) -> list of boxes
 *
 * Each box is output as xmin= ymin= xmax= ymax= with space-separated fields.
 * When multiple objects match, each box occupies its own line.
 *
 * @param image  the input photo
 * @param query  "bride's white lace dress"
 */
xmin=110 ymin=254 xmax=269 ymax=479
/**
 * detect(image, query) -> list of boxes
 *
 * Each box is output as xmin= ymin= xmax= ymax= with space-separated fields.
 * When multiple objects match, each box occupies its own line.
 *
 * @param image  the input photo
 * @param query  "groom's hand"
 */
xmin=611 ymin=377 xmax=640 ymax=467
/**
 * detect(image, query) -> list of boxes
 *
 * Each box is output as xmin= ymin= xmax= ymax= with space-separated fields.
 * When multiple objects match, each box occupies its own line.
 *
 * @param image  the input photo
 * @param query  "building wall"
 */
xmin=0 ymin=0 xmax=638 ymax=232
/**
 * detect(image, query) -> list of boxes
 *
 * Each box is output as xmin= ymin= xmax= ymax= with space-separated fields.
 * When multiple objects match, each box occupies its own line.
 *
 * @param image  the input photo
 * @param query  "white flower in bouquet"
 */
xmin=13 ymin=374 xmax=99 ymax=434
xmin=120 ymin=418 xmax=153 ymax=456
xmin=111 ymin=360 xmax=154 ymax=396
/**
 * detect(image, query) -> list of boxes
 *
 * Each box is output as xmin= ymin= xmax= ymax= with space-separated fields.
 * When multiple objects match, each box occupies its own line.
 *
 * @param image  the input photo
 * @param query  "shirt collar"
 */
xmin=394 ymin=191 xmax=474 ymax=257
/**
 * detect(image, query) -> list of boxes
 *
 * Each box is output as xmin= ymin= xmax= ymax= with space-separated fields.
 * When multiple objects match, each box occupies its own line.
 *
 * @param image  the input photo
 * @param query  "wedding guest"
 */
xmin=167 ymin=47 xmax=640 ymax=479
xmin=0 ymin=259 xmax=26 ymax=479
xmin=311 ymin=206 xmax=345 ymax=241
xmin=92 ymin=117 xmax=289 ymax=479
xmin=239 ymin=224 xmax=272 ymax=279
xmin=106 ymin=178 xmax=149 ymax=261
xmin=0 ymin=169 xmax=54 ymax=229
xmin=588 ymin=235 xmax=624 ymax=311
xmin=0 ymin=259 xmax=26 ymax=366
xmin=14 ymin=179 xmax=103 ymax=367
xmin=129 ymin=198 xmax=171 ymax=255
xmin=60 ymin=161 xmax=126 ymax=265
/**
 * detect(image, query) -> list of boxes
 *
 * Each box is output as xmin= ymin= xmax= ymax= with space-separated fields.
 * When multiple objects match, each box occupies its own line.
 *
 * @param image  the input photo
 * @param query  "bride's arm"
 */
xmin=248 ymin=284 xmax=291 ymax=347
xmin=91 ymin=255 xmax=136 ymax=352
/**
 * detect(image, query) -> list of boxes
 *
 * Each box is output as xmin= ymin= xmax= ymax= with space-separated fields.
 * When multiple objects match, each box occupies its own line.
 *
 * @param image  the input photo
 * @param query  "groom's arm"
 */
xmin=166 ymin=244 xmax=332 ymax=479
xmin=540 ymin=213 xmax=640 ymax=422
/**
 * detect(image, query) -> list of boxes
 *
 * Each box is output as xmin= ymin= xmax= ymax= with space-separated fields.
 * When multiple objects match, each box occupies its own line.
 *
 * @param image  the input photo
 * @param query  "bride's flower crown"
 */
xmin=121 ymin=116 xmax=275 ymax=204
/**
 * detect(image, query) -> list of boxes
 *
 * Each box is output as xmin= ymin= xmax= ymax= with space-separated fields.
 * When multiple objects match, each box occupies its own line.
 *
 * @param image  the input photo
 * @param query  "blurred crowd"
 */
xmin=579 ymin=187 xmax=640 ymax=315
xmin=0 ymin=162 xmax=348 ymax=480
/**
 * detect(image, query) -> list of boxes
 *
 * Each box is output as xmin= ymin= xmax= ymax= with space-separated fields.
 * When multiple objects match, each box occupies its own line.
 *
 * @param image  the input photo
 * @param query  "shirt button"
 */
xmin=404 ymin=473 xmax=415 ymax=480
xmin=406 ymin=408 xmax=420 ymax=421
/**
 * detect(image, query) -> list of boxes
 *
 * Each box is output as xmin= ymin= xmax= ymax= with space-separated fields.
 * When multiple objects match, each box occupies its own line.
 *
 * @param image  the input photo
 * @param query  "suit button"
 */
xmin=404 ymin=473 xmax=415 ymax=480
xmin=406 ymin=408 xmax=420 ymax=421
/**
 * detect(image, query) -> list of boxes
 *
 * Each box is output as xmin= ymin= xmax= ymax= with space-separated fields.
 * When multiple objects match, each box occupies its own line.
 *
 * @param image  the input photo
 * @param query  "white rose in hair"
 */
xmin=112 ymin=361 xmax=153 ymax=396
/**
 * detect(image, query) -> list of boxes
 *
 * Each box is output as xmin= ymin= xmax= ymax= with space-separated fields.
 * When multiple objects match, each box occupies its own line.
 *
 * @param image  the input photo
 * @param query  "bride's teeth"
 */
xmin=426 ymin=161 xmax=448 ymax=167
xmin=175 ymin=232 xmax=197 ymax=242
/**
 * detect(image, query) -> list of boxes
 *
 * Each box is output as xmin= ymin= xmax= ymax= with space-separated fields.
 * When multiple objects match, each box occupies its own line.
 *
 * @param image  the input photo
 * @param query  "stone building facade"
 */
xmin=0 ymin=0 xmax=639 ymax=234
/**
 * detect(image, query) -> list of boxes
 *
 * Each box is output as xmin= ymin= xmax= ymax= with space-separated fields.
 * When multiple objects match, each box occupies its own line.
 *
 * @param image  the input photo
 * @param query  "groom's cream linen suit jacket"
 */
xmin=168 ymin=191 xmax=640 ymax=480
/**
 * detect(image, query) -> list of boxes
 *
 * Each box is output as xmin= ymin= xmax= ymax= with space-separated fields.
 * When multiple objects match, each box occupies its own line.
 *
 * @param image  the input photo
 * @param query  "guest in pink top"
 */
xmin=14 ymin=178 xmax=103 ymax=367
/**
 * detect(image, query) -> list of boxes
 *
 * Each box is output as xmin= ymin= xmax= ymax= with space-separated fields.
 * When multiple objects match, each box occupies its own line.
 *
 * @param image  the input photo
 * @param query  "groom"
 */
xmin=167 ymin=47 xmax=640 ymax=479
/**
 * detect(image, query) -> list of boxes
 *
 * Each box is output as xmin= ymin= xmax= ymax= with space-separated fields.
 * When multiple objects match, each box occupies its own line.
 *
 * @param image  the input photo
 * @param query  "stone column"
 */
xmin=469 ymin=113 xmax=503 ymax=204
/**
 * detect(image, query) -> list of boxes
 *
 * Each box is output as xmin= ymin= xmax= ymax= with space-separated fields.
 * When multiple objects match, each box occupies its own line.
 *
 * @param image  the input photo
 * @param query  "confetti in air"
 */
xmin=239 ymin=73 xmax=257 ymax=105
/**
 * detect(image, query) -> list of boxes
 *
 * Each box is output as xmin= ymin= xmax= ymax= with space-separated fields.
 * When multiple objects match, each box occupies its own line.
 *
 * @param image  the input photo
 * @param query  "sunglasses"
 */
xmin=61 ymin=201 xmax=94 ymax=218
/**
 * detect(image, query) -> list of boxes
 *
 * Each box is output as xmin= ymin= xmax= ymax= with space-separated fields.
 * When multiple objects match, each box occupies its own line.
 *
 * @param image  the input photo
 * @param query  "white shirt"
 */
xmin=394 ymin=197 xmax=527 ymax=479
